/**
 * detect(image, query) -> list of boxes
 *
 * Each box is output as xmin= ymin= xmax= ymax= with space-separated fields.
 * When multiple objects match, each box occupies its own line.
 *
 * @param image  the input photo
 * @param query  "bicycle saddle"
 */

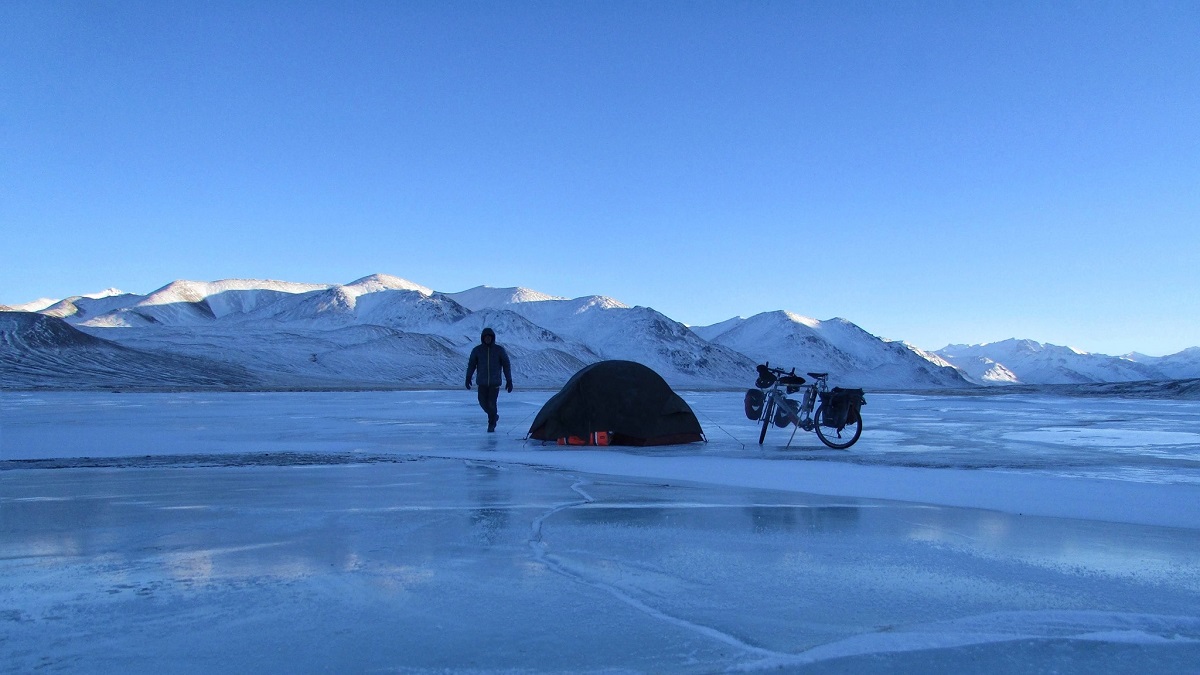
xmin=807 ymin=372 xmax=828 ymax=379
xmin=778 ymin=375 xmax=806 ymax=385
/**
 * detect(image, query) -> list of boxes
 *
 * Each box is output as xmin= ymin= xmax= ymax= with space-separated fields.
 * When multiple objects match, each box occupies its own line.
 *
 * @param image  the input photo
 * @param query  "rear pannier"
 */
xmin=819 ymin=387 xmax=866 ymax=431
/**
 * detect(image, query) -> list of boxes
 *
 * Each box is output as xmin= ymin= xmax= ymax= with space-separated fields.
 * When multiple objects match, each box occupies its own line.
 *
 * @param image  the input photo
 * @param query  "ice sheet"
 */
xmin=2 ymin=390 xmax=1200 ymax=672
xmin=4 ymin=390 xmax=1200 ymax=526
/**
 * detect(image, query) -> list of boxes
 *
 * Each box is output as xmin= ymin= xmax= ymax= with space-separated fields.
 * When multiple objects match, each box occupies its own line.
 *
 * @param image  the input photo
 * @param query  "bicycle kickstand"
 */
xmin=786 ymin=422 xmax=799 ymax=448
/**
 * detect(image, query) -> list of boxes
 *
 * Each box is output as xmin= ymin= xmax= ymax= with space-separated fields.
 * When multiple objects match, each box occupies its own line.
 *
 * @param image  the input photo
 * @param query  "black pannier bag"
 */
xmin=743 ymin=388 xmax=765 ymax=420
xmin=754 ymin=364 xmax=777 ymax=389
xmin=819 ymin=387 xmax=866 ymax=431
xmin=844 ymin=388 xmax=866 ymax=425
xmin=774 ymin=398 xmax=800 ymax=427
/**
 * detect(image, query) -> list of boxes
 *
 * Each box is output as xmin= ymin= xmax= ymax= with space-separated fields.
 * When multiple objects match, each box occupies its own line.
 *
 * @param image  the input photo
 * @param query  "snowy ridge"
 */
xmin=425 ymin=308 xmax=601 ymax=384
xmin=0 ymin=312 xmax=254 ymax=389
xmin=693 ymin=311 xmax=968 ymax=389
xmin=1124 ymin=347 xmax=1200 ymax=381
xmin=28 ymin=287 xmax=126 ymax=314
xmin=502 ymin=301 xmax=754 ymax=386
xmin=233 ymin=286 xmax=468 ymax=331
xmin=445 ymin=285 xmax=568 ymax=310
xmin=4 ymin=274 xmax=1198 ymax=391
xmin=949 ymin=354 xmax=1021 ymax=385
xmin=5 ymin=297 xmax=62 ymax=312
xmin=342 ymin=273 xmax=433 ymax=296
xmin=936 ymin=339 xmax=1184 ymax=385
xmin=1 ymin=276 xmax=656 ymax=390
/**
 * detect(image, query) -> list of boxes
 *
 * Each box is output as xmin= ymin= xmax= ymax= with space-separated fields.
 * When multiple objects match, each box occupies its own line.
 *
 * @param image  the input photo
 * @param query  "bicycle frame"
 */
xmin=758 ymin=371 xmax=828 ymax=447
xmin=752 ymin=363 xmax=863 ymax=449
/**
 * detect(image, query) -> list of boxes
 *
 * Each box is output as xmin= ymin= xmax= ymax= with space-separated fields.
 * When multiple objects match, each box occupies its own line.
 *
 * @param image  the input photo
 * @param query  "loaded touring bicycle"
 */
xmin=744 ymin=364 xmax=866 ymax=449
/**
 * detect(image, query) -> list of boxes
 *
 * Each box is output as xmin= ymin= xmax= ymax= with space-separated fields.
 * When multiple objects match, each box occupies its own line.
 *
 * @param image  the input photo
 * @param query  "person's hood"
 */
xmin=480 ymin=327 xmax=496 ymax=344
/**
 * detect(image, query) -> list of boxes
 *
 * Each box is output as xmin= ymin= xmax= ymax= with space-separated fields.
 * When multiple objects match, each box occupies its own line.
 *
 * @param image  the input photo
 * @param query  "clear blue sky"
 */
xmin=3 ymin=1 xmax=1198 ymax=356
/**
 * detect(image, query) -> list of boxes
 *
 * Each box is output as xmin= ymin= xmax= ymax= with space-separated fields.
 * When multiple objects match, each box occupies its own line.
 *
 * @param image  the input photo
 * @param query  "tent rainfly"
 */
xmin=527 ymin=360 xmax=705 ymax=446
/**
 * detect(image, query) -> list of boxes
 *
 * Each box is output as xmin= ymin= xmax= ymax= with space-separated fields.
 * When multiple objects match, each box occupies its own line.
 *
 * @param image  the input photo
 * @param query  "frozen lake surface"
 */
xmin=3 ymin=390 xmax=1200 ymax=673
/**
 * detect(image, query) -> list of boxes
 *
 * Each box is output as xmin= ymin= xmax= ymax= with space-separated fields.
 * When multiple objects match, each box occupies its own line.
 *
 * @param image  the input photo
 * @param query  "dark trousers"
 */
xmin=476 ymin=385 xmax=500 ymax=424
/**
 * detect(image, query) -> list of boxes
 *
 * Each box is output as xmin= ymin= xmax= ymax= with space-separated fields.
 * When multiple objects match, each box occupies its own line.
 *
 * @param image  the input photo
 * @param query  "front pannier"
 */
xmin=773 ymin=398 xmax=800 ymax=427
xmin=819 ymin=388 xmax=866 ymax=431
xmin=744 ymin=388 xmax=765 ymax=420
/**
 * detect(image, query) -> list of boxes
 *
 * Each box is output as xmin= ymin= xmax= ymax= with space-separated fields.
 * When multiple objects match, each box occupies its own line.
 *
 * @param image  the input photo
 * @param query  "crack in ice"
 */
xmin=527 ymin=479 xmax=786 ymax=662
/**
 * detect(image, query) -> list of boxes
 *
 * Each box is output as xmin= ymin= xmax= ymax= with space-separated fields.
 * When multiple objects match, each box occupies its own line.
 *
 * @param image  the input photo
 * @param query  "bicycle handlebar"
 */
xmin=758 ymin=363 xmax=796 ymax=377
xmin=757 ymin=363 xmax=827 ymax=384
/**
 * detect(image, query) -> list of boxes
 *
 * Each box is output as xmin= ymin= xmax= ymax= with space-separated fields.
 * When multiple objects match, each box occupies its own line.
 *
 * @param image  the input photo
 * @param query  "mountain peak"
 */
xmin=345 ymin=274 xmax=432 ymax=296
xmin=85 ymin=288 xmax=126 ymax=299
xmin=575 ymin=295 xmax=628 ymax=311
xmin=446 ymin=285 xmax=570 ymax=311
xmin=781 ymin=310 xmax=820 ymax=328
xmin=4 ymin=297 xmax=60 ymax=312
xmin=144 ymin=280 xmax=210 ymax=305
xmin=142 ymin=278 xmax=329 ymax=306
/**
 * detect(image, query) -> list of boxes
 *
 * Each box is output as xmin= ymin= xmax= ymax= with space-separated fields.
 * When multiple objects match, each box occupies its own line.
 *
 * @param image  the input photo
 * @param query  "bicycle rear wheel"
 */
xmin=759 ymin=399 xmax=775 ymax=445
xmin=814 ymin=406 xmax=862 ymax=449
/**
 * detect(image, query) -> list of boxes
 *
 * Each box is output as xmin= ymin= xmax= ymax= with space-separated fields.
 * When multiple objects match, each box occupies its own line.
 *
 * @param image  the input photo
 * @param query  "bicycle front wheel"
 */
xmin=814 ymin=406 xmax=862 ymax=449
xmin=759 ymin=399 xmax=775 ymax=445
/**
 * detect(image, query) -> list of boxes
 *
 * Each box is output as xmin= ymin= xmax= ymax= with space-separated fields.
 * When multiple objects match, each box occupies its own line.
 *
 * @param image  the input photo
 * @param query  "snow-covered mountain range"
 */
xmin=2 ymin=274 xmax=1196 ymax=391
xmin=935 ymin=340 xmax=1200 ymax=386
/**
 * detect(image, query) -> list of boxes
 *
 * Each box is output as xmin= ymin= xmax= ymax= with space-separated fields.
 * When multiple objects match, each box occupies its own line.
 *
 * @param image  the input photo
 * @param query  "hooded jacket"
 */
xmin=466 ymin=327 xmax=512 ymax=388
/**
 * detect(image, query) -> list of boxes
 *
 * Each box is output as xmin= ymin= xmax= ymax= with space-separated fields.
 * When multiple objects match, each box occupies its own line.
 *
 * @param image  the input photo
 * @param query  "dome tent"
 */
xmin=527 ymin=360 xmax=705 ymax=446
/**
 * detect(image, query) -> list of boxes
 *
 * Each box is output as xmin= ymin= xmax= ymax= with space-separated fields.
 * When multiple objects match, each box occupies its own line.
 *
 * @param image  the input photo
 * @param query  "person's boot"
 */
xmin=487 ymin=415 xmax=497 ymax=433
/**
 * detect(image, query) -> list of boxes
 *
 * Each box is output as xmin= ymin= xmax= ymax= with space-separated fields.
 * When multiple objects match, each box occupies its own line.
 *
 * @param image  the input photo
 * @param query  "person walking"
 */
xmin=465 ymin=327 xmax=512 ymax=432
